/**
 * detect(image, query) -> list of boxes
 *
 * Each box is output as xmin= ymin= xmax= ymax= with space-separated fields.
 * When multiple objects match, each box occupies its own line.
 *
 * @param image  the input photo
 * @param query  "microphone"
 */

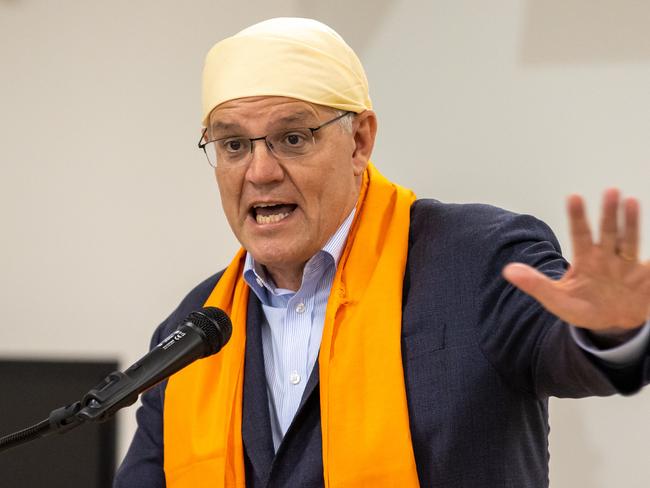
xmin=0 ymin=307 xmax=232 ymax=454
xmin=76 ymin=306 xmax=233 ymax=423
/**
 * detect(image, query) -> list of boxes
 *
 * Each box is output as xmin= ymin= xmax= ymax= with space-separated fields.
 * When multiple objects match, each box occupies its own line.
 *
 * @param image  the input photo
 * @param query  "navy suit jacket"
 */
xmin=114 ymin=200 xmax=648 ymax=487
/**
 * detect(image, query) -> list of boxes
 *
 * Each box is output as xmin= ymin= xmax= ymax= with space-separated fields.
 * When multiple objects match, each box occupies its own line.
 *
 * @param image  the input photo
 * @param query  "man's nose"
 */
xmin=245 ymin=138 xmax=284 ymax=184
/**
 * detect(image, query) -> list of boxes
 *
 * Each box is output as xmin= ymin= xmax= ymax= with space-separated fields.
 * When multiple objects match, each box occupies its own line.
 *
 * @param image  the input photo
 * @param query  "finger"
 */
xmin=567 ymin=194 xmax=593 ymax=256
xmin=502 ymin=263 xmax=562 ymax=308
xmin=599 ymin=188 xmax=620 ymax=253
xmin=619 ymin=197 xmax=640 ymax=261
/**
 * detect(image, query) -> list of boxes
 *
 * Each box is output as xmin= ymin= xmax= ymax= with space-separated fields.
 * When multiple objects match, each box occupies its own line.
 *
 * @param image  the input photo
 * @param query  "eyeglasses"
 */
xmin=198 ymin=111 xmax=352 ymax=168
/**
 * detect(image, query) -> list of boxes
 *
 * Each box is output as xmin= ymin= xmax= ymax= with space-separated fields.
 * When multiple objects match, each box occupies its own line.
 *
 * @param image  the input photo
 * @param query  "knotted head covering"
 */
xmin=201 ymin=17 xmax=372 ymax=125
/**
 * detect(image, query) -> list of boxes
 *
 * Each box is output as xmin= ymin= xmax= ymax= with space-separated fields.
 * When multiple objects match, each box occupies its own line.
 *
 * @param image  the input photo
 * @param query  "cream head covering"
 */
xmin=201 ymin=17 xmax=372 ymax=126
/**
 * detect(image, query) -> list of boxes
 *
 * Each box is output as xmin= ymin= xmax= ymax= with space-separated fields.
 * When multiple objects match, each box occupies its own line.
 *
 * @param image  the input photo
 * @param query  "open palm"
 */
xmin=503 ymin=189 xmax=650 ymax=333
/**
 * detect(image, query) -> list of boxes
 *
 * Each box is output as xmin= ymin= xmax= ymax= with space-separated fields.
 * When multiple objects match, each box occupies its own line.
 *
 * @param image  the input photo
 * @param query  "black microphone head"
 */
xmin=186 ymin=307 xmax=233 ymax=355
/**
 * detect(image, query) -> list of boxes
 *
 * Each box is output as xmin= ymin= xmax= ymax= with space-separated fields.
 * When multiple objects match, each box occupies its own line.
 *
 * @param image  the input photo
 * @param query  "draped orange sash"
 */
xmin=163 ymin=163 xmax=420 ymax=487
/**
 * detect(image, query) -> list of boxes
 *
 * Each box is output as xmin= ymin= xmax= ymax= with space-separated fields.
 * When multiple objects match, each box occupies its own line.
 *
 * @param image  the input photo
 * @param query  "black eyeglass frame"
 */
xmin=197 ymin=111 xmax=353 ymax=168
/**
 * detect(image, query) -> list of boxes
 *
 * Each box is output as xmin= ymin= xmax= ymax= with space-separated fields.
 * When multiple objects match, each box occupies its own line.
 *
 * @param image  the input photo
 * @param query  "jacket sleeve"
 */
xmin=472 ymin=209 xmax=649 ymax=398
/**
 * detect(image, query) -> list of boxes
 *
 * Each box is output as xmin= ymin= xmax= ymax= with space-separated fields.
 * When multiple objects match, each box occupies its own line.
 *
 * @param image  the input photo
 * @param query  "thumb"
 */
xmin=502 ymin=262 xmax=558 ymax=305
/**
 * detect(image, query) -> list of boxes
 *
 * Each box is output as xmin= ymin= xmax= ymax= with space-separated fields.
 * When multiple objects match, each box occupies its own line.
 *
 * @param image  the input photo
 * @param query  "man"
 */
xmin=114 ymin=18 xmax=650 ymax=488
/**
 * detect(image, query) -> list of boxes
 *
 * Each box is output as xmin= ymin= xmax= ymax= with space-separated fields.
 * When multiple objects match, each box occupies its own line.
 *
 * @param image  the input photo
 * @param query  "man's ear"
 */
xmin=351 ymin=110 xmax=377 ymax=176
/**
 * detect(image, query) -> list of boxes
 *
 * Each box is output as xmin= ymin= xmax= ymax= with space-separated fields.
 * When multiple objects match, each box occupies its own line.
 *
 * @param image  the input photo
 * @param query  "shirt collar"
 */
xmin=243 ymin=208 xmax=356 ymax=301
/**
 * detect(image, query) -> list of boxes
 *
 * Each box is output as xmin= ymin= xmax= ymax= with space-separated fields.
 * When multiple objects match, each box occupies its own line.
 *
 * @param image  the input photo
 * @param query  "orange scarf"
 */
xmin=163 ymin=164 xmax=420 ymax=487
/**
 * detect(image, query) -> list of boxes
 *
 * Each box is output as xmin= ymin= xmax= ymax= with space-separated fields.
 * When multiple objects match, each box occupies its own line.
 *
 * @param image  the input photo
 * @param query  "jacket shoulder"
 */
xmin=409 ymin=198 xmax=561 ymax=254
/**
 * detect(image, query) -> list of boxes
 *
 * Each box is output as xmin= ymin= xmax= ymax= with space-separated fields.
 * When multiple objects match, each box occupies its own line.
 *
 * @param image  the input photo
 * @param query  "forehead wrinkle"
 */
xmin=209 ymin=106 xmax=324 ymax=137
xmin=269 ymin=110 xmax=320 ymax=129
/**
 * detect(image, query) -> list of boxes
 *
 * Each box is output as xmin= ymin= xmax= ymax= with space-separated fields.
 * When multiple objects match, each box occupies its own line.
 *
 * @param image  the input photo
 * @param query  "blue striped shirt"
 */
xmin=243 ymin=209 xmax=355 ymax=451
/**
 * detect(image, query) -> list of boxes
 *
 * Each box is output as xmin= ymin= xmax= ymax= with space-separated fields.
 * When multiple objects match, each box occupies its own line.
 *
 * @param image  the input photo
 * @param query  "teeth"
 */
xmin=254 ymin=203 xmax=281 ymax=208
xmin=256 ymin=212 xmax=290 ymax=225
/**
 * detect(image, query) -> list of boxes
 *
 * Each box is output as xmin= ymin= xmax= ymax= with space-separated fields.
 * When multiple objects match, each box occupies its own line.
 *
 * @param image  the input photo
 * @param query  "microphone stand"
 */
xmin=0 ymin=307 xmax=231 ymax=454
xmin=0 ymin=370 xmax=140 ymax=454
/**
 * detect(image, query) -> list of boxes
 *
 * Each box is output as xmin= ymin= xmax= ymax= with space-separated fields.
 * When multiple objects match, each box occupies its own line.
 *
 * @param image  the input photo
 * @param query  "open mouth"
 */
xmin=250 ymin=203 xmax=298 ymax=225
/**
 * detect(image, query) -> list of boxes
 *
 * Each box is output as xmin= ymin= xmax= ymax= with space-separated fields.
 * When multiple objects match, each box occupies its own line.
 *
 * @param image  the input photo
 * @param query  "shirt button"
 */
xmin=295 ymin=302 xmax=306 ymax=314
xmin=289 ymin=371 xmax=301 ymax=385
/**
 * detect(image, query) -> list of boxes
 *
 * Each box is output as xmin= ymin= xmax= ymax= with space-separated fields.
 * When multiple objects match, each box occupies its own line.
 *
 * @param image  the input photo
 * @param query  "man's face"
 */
xmin=208 ymin=96 xmax=371 ymax=280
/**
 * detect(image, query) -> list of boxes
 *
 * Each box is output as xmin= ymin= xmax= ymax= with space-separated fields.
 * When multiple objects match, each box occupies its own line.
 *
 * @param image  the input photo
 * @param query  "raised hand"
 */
xmin=503 ymin=189 xmax=650 ymax=334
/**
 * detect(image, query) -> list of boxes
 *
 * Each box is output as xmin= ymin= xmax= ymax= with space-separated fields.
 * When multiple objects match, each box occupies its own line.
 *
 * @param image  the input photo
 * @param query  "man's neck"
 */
xmin=264 ymin=263 xmax=305 ymax=292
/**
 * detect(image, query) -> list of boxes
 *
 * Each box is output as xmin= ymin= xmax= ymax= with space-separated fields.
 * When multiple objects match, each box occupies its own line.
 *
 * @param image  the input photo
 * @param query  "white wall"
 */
xmin=1 ymin=1 xmax=648 ymax=486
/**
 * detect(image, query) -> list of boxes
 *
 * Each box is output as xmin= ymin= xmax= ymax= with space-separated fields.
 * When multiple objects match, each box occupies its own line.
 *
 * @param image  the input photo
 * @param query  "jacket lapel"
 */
xmin=242 ymin=294 xmax=275 ymax=484
xmin=298 ymin=360 xmax=320 ymax=412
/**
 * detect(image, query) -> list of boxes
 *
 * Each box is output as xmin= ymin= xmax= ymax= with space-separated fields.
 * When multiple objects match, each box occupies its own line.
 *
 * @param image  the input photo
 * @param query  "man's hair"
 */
xmin=336 ymin=110 xmax=354 ymax=134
